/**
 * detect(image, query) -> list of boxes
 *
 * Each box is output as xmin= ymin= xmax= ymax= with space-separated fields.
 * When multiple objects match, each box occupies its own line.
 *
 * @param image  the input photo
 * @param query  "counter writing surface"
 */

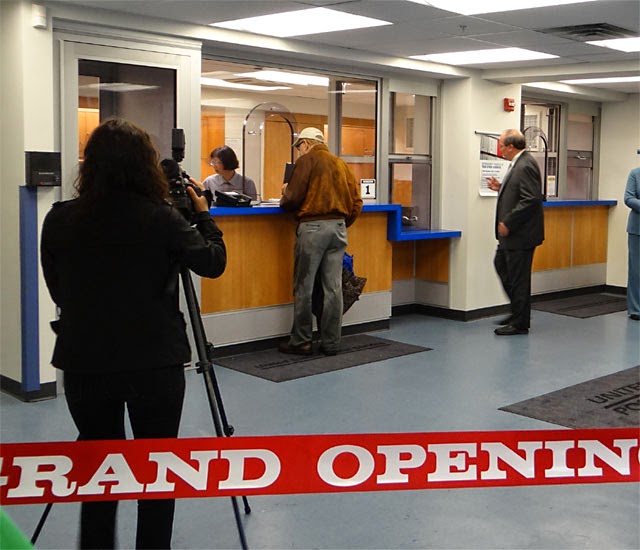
xmin=209 ymin=203 xmax=463 ymax=242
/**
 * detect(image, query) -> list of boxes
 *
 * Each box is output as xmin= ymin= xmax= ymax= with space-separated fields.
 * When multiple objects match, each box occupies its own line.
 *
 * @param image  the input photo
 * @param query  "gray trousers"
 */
xmin=629 ymin=233 xmax=639 ymax=316
xmin=289 ymin=219 xmax=347 ymax=349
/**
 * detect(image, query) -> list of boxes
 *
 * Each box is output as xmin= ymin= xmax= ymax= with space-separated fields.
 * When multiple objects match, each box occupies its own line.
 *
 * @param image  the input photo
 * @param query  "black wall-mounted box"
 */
xmin=25 ymin=151 xmax=61 ymax=187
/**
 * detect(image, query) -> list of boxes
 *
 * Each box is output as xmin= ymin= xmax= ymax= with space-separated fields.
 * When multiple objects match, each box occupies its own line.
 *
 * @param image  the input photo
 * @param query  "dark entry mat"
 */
xmin=500 ymin=365 xmax=640 ymax=428
xmin=215 ymin=334 xmax=431 ymax=382
xmin=532 ymin=293 xmax=627 ymax=318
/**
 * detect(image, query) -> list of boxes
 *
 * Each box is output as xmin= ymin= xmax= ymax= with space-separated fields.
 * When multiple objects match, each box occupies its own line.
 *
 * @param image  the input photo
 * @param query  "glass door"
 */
xmin=60 ymin=39 xmax=198 ymax=199
xmin=78 ymin=60 xmax=176 ymax=162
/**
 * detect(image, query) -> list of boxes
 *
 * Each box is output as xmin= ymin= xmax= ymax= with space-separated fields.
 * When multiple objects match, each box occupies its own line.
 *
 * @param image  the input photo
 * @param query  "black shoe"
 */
xmin=630 ymin=314 xmax=640 ymax=321
xmin=320 ymin=346 xmax=338 ymax=356
xmin=495 ymin=315 xmax=513 ymax=326
xmin=278 ymin=341 xmax=313 ymax=356
xmin=494 ymin=325 xmax=529 ymax=336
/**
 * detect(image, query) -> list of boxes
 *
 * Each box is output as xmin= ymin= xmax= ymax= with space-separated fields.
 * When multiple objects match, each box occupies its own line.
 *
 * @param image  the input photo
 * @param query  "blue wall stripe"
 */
xmin=19 ymin=186 xmax=40 ymax=392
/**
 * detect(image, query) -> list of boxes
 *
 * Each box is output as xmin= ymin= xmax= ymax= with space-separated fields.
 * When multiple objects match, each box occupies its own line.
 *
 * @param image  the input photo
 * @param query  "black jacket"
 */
xmin=495 ymin=150 xmax=545 ymax=249
xmin=40 ymin=194 xmax=226 ymax=373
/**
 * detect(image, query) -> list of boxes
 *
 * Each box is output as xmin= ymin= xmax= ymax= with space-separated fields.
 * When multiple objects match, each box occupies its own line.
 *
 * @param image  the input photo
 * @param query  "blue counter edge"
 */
xmin=543 ymin=199 xmax=617 ymax=207
xmin=209 ymin=203 xmax=462 ymax=242
xmin=209 ymin=200 xmax=616 ymax=242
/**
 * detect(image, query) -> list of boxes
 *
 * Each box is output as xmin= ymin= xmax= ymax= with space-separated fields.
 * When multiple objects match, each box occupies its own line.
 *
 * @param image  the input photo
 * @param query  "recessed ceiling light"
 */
xmin=83 ymin=83 xmax=159 ymax=92
xmin=587 ymin=37 xmax=640 ymax=53
xmin=561 ymin=76 xmax=640 ymax=84
xmin=200 ymin=77 xmax=290 ymax=91
xmin=406 ymin=0 xmax=596 ymax=15
xmin=235 ymin=70 xmax=329 ymax=86
xmin=411 ymin=48 xmax=557 ymax=65
xmin=211 ymin=7 xmax=391 ymax=37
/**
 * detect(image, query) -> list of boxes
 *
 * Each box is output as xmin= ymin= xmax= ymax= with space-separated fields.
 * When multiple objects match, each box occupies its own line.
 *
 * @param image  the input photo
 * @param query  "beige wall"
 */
xmin=600 ymin=94 xmax=640 ymax=288
xmin=440 ymin=76 xmax=522 ymax=312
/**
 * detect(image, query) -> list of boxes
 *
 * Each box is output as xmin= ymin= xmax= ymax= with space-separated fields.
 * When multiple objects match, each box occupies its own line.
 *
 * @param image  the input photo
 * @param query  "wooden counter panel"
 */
xmin=202 ymin=214 xmax=297 ymax=314
xmin=533 ymin=207 xmax=572 ymax=271
xmin=572 ymin=206 xmax=608 ymax=266
xmin=346 ymin=213 xmax=392 ymax=292
xmin=201 ymin=211 xmax=391 ymax=314
xmin=392 ymin=242 xmax=415 ymax=281
xmin=415 ymin=239 xmax=449 ymax=283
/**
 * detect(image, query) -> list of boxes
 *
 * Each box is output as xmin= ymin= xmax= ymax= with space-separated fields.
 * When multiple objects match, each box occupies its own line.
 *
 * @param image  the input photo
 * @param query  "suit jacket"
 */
xmin=495 ymin=150 xmax=545 ymax=250
xmin=624 ymin=167 xmax=640 ymax=235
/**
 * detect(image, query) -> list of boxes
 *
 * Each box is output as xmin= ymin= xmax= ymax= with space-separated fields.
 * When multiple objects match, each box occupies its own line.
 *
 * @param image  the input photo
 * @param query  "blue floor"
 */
xmin=1 ymin=311 xmax=639 ymax=549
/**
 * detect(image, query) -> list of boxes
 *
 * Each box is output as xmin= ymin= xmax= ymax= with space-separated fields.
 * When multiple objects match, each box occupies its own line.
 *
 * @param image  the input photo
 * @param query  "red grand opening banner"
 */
xmin=1 ymin=428 xmax=638 ymax=505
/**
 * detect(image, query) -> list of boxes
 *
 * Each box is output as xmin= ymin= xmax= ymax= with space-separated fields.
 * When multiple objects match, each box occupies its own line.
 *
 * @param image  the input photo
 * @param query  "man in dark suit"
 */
xmin=487 ymin=129 xmax=545 ymax=335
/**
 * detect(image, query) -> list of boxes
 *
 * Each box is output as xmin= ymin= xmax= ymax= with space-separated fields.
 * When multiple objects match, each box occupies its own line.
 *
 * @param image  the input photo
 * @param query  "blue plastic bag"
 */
xmin=343 ymin=252 xmax=354 ymax=274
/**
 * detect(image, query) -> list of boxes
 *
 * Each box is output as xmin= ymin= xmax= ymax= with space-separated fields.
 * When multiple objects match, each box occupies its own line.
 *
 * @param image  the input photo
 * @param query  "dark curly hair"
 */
xmin=75 ymin=118 xmax=168 ymax=205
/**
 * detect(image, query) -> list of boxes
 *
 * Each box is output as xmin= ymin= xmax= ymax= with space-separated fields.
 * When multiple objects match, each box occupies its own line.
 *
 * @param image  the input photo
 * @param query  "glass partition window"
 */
xmin=389 ymin=92 xmax=433 ymax=229
xmin=391 ymin=92 xmax=431 ymax=155
xmin=200 ymin=58 xmax=377 ymax=202
xmin=337 ymin=79 xmax=377 ymax=184
xmin=521 ymin=99 xmax=560 ymax=197
xmin=565 ymin=113 xmax=594 ymax=200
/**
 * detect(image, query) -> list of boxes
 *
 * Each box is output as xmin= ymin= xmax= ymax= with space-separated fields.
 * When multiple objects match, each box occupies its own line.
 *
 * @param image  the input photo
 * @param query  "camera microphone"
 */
xmin=171 ymin=128 xmax=185 ymax=163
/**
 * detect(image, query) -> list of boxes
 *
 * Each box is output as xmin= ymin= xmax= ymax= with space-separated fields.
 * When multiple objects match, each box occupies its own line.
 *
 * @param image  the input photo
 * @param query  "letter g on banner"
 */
xmin=317 ymin=445 xmax=374 ymax=487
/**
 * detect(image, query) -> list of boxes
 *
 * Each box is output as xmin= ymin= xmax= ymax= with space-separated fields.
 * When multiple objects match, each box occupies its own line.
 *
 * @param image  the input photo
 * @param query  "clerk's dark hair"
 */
xmin=210 ymin=145 xmax=239 ymax=170
xmin=75 ymin=118 xmax=168 ymax=204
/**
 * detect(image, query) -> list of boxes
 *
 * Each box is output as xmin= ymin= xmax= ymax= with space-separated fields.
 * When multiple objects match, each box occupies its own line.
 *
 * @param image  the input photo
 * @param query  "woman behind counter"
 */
xmin=202 ymin=145 xmax=258 ymax=200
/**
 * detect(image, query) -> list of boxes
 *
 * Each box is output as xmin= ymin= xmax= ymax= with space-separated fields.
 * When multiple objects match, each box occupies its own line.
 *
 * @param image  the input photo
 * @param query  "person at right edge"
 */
xmin=40 ymin=118 xmax=226 ymax=549
xmin=624 ymin=165 xmax=640 ymax=321
xmin=487 ymin=128 xmax=544 ymax=336
xmin=279 ymin=127 xmax=363 ymax=356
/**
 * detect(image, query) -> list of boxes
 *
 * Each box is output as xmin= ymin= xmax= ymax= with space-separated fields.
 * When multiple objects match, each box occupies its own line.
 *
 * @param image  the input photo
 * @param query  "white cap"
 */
xmin=293 ymin=127 xmax=325 ymax=147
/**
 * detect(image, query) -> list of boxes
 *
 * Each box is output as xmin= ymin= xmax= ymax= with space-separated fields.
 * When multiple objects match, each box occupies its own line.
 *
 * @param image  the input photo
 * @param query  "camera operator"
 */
xmin=40 ymin=118 xmax=226 ymax=549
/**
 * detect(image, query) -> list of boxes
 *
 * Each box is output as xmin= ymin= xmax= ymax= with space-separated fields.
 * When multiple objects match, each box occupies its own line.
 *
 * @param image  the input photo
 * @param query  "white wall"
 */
xmin=440 ymin=76 xmax=521 ymax=312
xmin=0 ymin=0 xmax=25 ymax=383
xmin=599 ymin=94 xmax=640 ymax=288
xmin=0 ymin=0 xmax=57 ymax=385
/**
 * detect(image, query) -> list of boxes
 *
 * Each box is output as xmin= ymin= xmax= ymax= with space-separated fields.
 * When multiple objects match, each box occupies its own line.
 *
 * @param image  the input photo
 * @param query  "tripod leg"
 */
xmin=205 ymin=343 xmax=234 ymax=436
xmin=181 ymin=269 xmax=250 ymax=548
xmin=31 ymin=502 xmax=53 ymax=544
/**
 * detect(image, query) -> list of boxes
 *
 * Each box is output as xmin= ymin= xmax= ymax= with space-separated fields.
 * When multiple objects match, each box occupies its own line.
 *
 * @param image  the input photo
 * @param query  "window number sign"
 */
xmin=360 ymin=179 xmax=376 ymax=199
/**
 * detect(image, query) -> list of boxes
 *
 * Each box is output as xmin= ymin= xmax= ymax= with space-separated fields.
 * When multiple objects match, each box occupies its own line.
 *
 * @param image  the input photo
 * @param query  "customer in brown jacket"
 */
xmin=279 ymin=127 xmax=363 ymax=355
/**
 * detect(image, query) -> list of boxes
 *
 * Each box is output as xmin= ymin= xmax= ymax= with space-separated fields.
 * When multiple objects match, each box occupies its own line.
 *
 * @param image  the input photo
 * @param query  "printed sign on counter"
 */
xmin=360 ymin=179 xmax=376 ymax=199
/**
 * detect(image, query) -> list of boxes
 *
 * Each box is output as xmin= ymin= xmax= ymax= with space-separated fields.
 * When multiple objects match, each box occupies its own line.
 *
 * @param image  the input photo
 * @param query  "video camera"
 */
xmin=161 ymin=128 xmax=212 ymax=224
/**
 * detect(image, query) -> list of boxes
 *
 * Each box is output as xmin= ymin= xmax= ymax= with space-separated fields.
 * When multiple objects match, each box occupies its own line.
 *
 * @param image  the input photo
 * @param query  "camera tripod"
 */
xmin=32 ymin=267 xmax=251 ymax=549
xmin=180 ymin=266 xmax=251 ymax=550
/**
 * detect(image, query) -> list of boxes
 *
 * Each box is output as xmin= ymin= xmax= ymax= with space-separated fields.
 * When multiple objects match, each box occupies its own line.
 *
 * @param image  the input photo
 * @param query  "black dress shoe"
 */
xmin=630 ymin=314 xmax=640 ymax=321
xmin=278 ymin=341 xmax=313 ymax=355
xmin=494 ymin=325 xmax=529 ymax=336
xmin=320 ymin=346 xmax=338 ymax=356
xmin=495 ymin=315 xmax=513 ymax=326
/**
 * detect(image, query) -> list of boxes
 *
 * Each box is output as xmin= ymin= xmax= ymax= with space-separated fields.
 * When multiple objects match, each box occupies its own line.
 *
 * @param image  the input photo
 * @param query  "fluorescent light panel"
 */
xmin=411 ymin=48 xmax=557 ymax=65
xmin=200 ymin=77 xmax=289 ymax=91
xmin=83 ymin=83 xmax=159 ymax=92
xmin=561 ymin=76 xmax=640 ymax=84
xmin=211 ymin=7 xmax=391 ymax=37
xmin=587 ymin=37 xmax=640 ymax=53
xmin=235 ymin=70 xmax=329 ymax=86
xmin=406 ymin=0 xmax=596 ymax=15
